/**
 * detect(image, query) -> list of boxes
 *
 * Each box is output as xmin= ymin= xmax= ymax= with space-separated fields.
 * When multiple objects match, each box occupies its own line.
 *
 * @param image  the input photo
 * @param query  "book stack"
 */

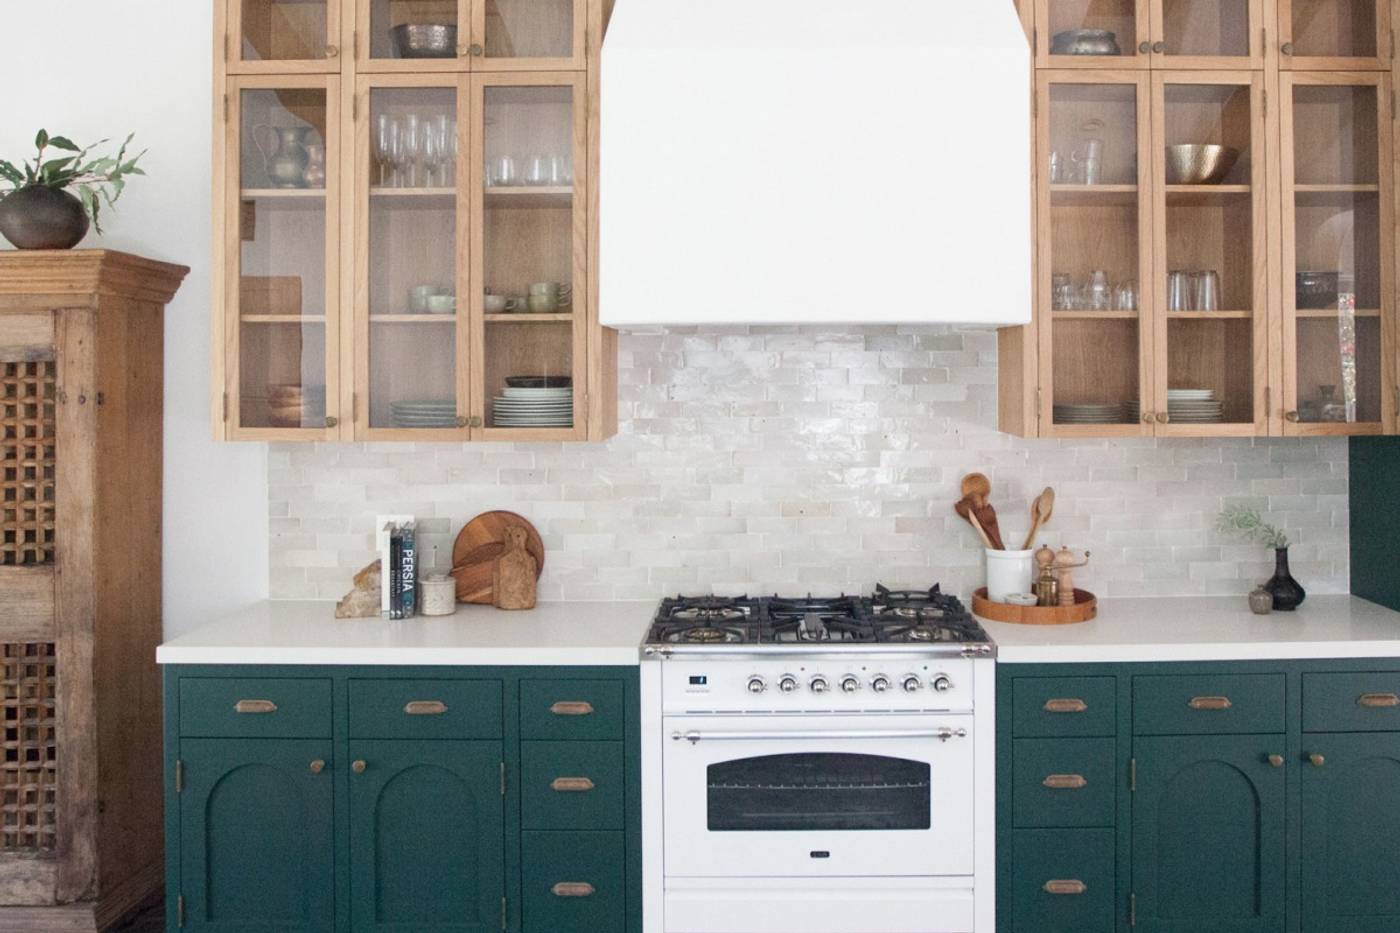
xmin=380 ymin=520 xmax=419 ymax=619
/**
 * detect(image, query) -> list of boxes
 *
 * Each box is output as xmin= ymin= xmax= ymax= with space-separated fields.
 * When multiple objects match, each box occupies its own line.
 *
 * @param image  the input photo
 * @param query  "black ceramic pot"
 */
xmin=1265 ymin=547 xmax=1306 ymax=611
xmin=0 ymin=186 xmax=90 ymax=250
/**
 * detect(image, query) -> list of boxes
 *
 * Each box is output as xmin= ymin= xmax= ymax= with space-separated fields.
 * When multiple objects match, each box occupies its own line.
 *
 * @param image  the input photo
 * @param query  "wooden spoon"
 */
xmin=954 ymin=496 xmax=995 ymax=549
xmin=960 ymin=473 xmax=1005 ymax=549
xmin=961 ymin=472 xmax=992 ymax=507
xmin=1021 ymin=487 xmax=1056 ymax=550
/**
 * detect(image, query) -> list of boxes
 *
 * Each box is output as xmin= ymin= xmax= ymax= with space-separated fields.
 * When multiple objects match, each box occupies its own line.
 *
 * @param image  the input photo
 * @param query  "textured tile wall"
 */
xmin=269 ymin=326 xmax=1350 ymax=601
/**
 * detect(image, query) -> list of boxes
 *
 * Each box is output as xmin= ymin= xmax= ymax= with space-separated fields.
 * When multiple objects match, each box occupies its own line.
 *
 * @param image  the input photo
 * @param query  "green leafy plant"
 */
xmin=0 ymin=130 xmax=145 ymax=233
xmin=1216 ymin=505 xmax=1290 ymax=550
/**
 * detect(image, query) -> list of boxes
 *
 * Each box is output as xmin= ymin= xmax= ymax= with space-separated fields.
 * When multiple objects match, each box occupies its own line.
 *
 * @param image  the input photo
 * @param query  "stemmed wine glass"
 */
xmin=434 ymin=115 xmax=454 ymax=187
xmin=422 ymin=123 xmax=442 ymax=189
xmin=401 ymin=114 xmax=421 ymax=188
xmin=374 ymin=114 xmax=398 ymax=187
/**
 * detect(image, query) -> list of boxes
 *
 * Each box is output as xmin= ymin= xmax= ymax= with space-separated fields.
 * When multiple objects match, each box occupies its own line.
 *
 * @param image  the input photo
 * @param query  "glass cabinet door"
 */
xmin=472 ymin=74 xmax=586 ymax=437
xmin=226 ymin=77 xmax=341 ymax=438
xmin=230 ymin=0 xmax=341 ymax=71
xmin=358 ymin=0 xmax=470 ymax=70
xmin=356 ymin=77 xmax=471 ymax=438
xmin=1037 ymin=0 xmax=1149 ymax=67
xmin=1278 ymin=0 xmax=1392 ymax=69
xmin=1280 ymin=74 xmax=1394 ymax=434
xmin=475 ymin=0 xmax=585 ymax=69
xmin=1149 ymin=0 xmax=1263 ymax=68
xmin=1037 ymin=73 xmax=1154 ymax=436
xmin=1151 ymin=74 xmax=1268 ymax=435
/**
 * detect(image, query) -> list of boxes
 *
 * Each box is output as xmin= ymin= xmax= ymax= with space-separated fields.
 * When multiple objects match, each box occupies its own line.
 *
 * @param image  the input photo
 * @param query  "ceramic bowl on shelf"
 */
xmin=1164 ymin=144 xmax=1239 ymax=185
xmin=1050 ymin=29 xmax=1121 ymax=56
xmin=391 ymin=23 xmax=457 ymax=59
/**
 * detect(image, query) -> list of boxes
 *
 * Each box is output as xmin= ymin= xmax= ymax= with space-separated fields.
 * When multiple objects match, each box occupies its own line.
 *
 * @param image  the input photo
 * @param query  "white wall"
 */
xmin=1 ymin=0 xmax=268 ymax=634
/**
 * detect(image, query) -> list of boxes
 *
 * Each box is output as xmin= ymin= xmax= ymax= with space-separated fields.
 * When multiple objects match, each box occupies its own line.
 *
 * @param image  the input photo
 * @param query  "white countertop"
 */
xmin=983 ymin=595 xmax=1400 ymax=663
xmin=157 ymin=600 xmax=655 ymax=666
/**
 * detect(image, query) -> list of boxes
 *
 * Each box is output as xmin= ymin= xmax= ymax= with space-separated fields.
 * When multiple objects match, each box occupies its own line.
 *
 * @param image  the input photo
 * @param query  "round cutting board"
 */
xmin=450 ymin=511 xmax=545 ymax=604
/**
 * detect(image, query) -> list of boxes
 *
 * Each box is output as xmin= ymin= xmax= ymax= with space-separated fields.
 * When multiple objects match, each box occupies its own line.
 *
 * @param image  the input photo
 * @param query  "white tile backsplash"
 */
xmin=269 ymin=326 xmax=1349 ymax=601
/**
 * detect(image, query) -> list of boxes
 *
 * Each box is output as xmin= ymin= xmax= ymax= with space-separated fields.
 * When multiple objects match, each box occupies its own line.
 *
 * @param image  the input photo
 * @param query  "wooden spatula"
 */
xmin=959 ymin=473 xmax=1005 ymax=549
xmin=954 ymin=496 xmax=995 ymax=549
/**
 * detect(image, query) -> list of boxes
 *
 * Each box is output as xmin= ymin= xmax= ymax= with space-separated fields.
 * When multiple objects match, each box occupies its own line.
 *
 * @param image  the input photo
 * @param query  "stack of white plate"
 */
xmin=390 ymin=399 xmax=458 ymax=429
xmin=492 ymin=386 xmax=573 ymax=427
xmin=1168 ymin=388 xmax=1224 ymax=424
xmin=1053 ymin=402 xmax=1125 ymax=424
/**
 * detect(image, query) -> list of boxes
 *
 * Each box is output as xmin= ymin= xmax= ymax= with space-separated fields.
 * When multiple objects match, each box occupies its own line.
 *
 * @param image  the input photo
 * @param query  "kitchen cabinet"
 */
xmin=1277 ymin=0 xmax=1394 ymax=69
xmin=997 ymin=658 xmax=1400 ymax=932
xmin=164 ymin=664 xmax=641 ymax=933
xmin=213 ymin=0 xmax=616 ymax=442
xmin=1034 ymin=0 xmax=1265 ymax=70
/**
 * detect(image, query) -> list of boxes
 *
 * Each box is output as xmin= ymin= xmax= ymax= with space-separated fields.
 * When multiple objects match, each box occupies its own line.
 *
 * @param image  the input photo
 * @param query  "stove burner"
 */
xmin=684 ymin=627 xmax=740 ymax=643
xmin=672 ymin=607 xmax=748 ymax=624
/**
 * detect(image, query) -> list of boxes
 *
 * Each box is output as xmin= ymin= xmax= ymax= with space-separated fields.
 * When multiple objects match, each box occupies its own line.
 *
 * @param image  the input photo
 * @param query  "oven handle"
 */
xmin=671 ymin=727 xmax=968 ymax=745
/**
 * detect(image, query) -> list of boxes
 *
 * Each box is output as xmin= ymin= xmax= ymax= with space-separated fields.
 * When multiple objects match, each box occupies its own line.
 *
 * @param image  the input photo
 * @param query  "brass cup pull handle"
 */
xmin=404 ymin=700 xmax=449 ymax=716
xmin=1042 ymin=774 xmax=1088 ymax=790
xmin=1043 ymin=698 xmax=1087 ymax=714
xmin=551 ymin=882 xmax=595 ymax=898
xmin=551 ymin=776 xmax=596 ymax=792
xmin=352 ymin=759 xmax=367 ymax=774
xmin=1359 ymin=693 xmax=1400 ymax=708
xmin=310 ymin=759 xmax=326 ymax=774
xmin=1309 ymin=753 xmax=1325 ymax=767
xmin=234 ymin=699 xmax=278 ymax=714
xmin=1044 ymin=880 xmax=1087 ymax=896
xmin=550 ymin=701 xmax=595 ymax=717
xmin=1188 ymin=696 xmax=1232 ymax=711
xmin=1267 ymin=754 xmax=1284 ymax=768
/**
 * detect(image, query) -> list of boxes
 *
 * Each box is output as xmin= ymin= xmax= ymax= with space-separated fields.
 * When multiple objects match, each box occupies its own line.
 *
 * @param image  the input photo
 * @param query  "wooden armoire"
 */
xmin=0 ymin=250 xmax=187 ymax=931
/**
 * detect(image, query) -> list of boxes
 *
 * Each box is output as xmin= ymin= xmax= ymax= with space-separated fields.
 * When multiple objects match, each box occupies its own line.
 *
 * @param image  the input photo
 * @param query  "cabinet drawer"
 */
xmin=1303 ymin=672 xmax=1400 ymax=732
xmin=521 ymin=831 xmax=626 ymax=933
xmin=521 ymin=679 xmax=625 ymax=740
xmin=1133 ymin=674 xmax=1284 ymax=735
xmin=1012 ymin=738 xmax=1116 ymax=828
xmin=521 ymin=741 xmax=624 ymax=830
xmin=179 ymin=677 xmax=332 ymax=738
xmin=1013 ymin=677 xmax=1116 ymax=737
xmin=348 ymin=679 xmax=502 ymax=739
xmin=1012 ymin=829 xmax=1115 ymax=933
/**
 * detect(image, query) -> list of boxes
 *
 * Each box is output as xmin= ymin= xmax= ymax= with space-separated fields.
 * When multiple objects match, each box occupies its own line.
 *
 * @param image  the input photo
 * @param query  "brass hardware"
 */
xmin=1142 ymin=411 xmax=1155 ymax=424
xmin=176 ymin=759 xmax=184 ymax=793
xmin=352 ymin=759 xmax=367 ymax=774
xmin=325 ymin=44 xmax=340 ymax=58
xmin=1260 ymin=27 xmax=1266 ymax=57
xmin=1043 ymin=879 xmax=1086 ymax=895
xmin=1152 ymin=40 xmax=1166 ymax=53
xmin=353 ymin=29 xmax=359 ymax=58
xmin=552 ymin=882 xmax=596 ymax=898
xmin=353 ymin=93 xmax=359 ymax=121
xmin=1359 ymin=693 xmax=1400 ymax=708
xmin=1042 ymin=774 xmax=1087 ymax=790
xmin=1309 ymin=753 xmax=1325 ymax=767
xmin=1267 ymin=754 xmax=1284 ymax=768
xmin=404 ymin=700 xmax=448 ymax=715
xmin=234 ymin=699 xmax=278 ymax=714
xmin=310 ymin=759 xmax=326 ymax=774
xmin=1131 ymin=892 xmax=1137 ymax=927
xmin=456 ymin=415 xmax=469 ymax=428
xmin=222 ymin=391 xmax=229 ymax=422
xmin=1262 ymin=89 xmax=1268 ymax=119
xmin=1139 ymin=41 xmax=1152 ymax=54
xmin=1155 ymin=412 xmax=1170 ymax=424
xmin=469 ymin=415 xmax=484 ymax=428
xmin=1281 ymin=41 xmax=1294 ymax=55
xmin=550 ymin=701 xmax=595 ymax=716
xmin=1043 ymin=698 xmax=1087 ymax=714
xmin=223 ymin=93 xmax=230 ymax=123
xmin=500 ymin=761 xmax=506 ymax=797
xmin=1130 ymin=757 xmax=1137 ymax=792
xmin=501 ymin=896 xmax=507 ymax=931
xmin=1265 ymin=385 xmax=1272 ymax=419
xmin=551 ymin=776 xmax=596 ymax=792
xmin=1285 ymin=410 xmax=1301 ymax=422
xmin=178 ymin=894 xmax=186 ymax=928
xmin=470 ymin=43 xmax=485 ymax=56
xmin=325 ymin=415 xmax=339 ymax=428
xmin=1188 ymin=695 xmax=1232 ymax=710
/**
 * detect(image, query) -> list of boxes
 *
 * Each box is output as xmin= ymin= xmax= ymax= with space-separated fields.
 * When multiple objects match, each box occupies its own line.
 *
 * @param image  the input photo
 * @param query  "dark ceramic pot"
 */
xmin=1264 ymin=547 xmax=1306 ymax=611
xmin=0 ymin=186 xmax=90 ymax=250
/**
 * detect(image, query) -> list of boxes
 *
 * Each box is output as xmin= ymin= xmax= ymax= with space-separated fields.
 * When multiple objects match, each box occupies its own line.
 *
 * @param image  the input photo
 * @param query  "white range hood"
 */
xmin=599 ymin=0 xmax=1032 ymax=328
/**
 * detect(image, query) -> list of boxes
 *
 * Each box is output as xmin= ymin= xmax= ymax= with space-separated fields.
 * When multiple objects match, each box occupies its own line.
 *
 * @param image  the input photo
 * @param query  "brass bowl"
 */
xmin=1164 ymin=144 xmax=1240 ymax=185
xmin=391 ymin=23 xmax=458 ymax=59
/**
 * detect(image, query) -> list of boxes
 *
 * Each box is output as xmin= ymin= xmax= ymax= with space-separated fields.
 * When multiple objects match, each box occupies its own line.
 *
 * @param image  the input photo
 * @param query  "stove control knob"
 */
xmin=931 ymin=674 xmax=954 ymax=693
xmin=809 ymin=675 xmax=829 ymax=694
xmin=778 ymin=674 xmax=799 ymax=694
xmin=839 ymin=675 xmax=861 ymax=694
xmin=871 ymin=674 xmax=891 ymax=693
xmin=746 ymin=676 xmax=767 ymax=694
xmin=901 ymin=675 xmax=923 ymax=693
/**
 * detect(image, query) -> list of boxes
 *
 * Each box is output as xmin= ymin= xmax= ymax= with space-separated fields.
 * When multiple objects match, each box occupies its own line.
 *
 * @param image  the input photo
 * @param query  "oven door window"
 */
xmin=707 ymin=753 xmax=931 ymax=832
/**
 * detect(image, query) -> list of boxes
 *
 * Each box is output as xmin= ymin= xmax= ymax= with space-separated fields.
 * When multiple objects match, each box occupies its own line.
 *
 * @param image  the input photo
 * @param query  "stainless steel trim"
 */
xmin=671 ymin=727 xmax=968 ymax=744
xmin=640 ymin=644 xmax=996 ymax=662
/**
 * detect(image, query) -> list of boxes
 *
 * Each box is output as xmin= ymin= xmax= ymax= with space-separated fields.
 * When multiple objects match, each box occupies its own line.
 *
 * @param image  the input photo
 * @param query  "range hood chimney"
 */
xmin=599 ymin=0 xmax=1032 ymax=328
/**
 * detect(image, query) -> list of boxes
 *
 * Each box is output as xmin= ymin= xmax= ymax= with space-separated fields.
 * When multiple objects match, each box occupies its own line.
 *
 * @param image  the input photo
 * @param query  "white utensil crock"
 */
xmin=986 ymin=548 xmax=1036 ymax=603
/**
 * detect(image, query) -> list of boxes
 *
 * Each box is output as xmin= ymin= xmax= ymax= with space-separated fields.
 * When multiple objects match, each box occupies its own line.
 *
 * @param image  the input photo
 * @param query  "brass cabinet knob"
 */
xmin=352 ymin=759 xmax=367 ymax=774
xmin=1139 ymin=42 xmax=1152 ymax=54
xmin=469 ymin=415 xmax=484 ymax=428
xmin=1285 ymin=411 xmax=1301 ymax=422
xmin=1267 ymin=754 xmax=1284 ymax=768
xmin=1141 ymin=412 xmax=1155 ymax=424
xmin=455 ymin=415 xmax=469 ymax=428
xmin=1281 ymin=41 xmax=1295 ymax=55
xmin=1152 ymin=41 xmax=1166 ymax=53
xmin=1309 ymin=753 xmax=1325 ymax=767
xmin=325 ymin=44 xmax=340 ymax=59
xmin=1155 ymin=412 xmax=1170 ymax=424
xmin=464 ymin=43 xmax=484 ymax=56
xmin=310 ymin=759 xmax=326 ymax=774
xmin=325 ymin=415 xmax=339 ymax=428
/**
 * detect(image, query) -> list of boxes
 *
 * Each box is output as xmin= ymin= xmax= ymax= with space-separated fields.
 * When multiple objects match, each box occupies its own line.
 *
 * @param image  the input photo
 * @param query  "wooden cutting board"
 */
xmin=449 ymin=511 xmax=545 ymax=604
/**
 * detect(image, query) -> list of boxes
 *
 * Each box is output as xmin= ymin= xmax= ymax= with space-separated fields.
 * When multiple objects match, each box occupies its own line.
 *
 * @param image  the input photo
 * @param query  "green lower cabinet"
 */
xmin=1011 ymin=828 xmax=1116 ymax=932
xmin=178 ymin=738 xmax=336 ymax=932
xmin=521 ymin=831 xmax=626 ymax=932
xmin=348 ymin=739 xmax=505 ymax=932
xmin=1300 ymin=733 xmax=1400 ymax=933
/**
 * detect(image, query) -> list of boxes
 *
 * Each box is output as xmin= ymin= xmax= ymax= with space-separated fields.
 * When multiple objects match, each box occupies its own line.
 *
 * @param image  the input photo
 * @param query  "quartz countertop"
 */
xmin=156 ymin=600 xmax=655 ymax=666
xmin=982 ymin=595 xmax=1400 ymax=663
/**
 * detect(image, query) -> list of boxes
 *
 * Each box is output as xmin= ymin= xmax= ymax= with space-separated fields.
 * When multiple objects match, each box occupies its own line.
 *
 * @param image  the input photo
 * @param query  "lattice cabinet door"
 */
xmin=0 ymin=356 xmax=57 ymax=570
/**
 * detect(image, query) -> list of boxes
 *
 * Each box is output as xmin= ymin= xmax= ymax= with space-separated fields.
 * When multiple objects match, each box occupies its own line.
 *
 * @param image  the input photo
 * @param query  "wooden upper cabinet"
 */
xmin=1036 ymin=0 xmax=1151 ymax=69
xmin=1149 ymin=0 xmax=1267 ymax=69
xmin=1277 ymin=0 xmax=1393 ymax=69
xmin=355 ymin=0 xmax=586 ymax=72
xmin=1034 ymin=0 xmax=1266 ymax=69
xmin=229 ymin=0 xmax=344 ymax=73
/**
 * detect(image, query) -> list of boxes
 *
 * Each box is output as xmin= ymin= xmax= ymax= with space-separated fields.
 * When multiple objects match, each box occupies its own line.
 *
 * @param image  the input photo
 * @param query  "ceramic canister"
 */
xmin=421 ymin=575 xmax=457 ymax=616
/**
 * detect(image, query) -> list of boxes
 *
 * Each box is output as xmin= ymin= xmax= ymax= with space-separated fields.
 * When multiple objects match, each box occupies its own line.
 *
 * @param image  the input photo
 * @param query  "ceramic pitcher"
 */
xmin=253 ymin=125 xmax=313 ymax=189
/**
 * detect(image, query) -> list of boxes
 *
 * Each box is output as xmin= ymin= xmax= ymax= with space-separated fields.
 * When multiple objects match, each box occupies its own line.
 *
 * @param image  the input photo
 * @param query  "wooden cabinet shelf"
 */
xmin=243 ymin=314 xmax=328 ymax=323
xmin=485 ymin=312 xmax=573 ymax=322
xmin=240 ymin=187 xmax=327 ymax=198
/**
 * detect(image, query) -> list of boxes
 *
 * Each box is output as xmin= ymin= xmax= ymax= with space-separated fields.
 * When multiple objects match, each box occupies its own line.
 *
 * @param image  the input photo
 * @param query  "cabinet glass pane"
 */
xmin=369 ymin=0 xmax=461 ymax=61
xmin=1160 ymin=0 xmax=1251 ymax=57
xmin=1047 ymin=84 xmax=1141 ymax=426
xmin=1162 ymin=84 xmax=1256 ymax=425
xmin=483 ymin=85 xmax=577 ymax=430
xmin=238 ymin=88 xmax=329 ymax=430
xmin=1046 ymin=0 xmax=1139 ymax=61
xmin=483 ymin=0 xmax=574 ymax=60
xmin=367 ymin=87 xmax=460 ymax=430
xmin=1291 ymin=84 xmax=1382 ymax=424
xmin=240 ymin=0 xmax=329 ymax=62
xmin=1289 ymin=0 xmax=1378 ymax=58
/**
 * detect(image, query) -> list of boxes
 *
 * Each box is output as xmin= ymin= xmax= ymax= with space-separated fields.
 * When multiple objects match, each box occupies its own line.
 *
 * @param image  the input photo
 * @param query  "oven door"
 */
xmin=663 ymin=713 xmax=975 ymax=878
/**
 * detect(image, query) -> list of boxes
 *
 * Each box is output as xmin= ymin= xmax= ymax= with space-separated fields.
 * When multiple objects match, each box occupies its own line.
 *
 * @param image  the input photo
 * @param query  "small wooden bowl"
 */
xmin=972 ymin=587 xmax=1097 ymax=625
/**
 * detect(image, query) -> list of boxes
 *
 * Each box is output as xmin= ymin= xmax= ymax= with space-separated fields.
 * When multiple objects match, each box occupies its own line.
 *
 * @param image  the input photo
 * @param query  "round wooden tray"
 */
xmin=972 ymin=587 xmax=1097 ymax=625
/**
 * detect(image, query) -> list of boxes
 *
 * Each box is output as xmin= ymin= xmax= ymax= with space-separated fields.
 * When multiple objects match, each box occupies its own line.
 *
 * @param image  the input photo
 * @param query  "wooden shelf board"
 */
xmin=485 ymin=313 xmax=572 ymax=323
xmin=369 ymin=314 xmax=458 ymax=323
xmin=1295 ymin=308 xmax=1382 ymax=318
xmin=241 ymin=315 xmax=327 ymax=324
xmin=1049 ymin=310 xmax=1140 ymax=320
xmin=369 ymin=187 xmax=455 ymax=199
xmin=1050 ymin=184 xmax=1138 ymax=206
xmin=1294 ymin=183 xmax=1380 ymax=193
xmin=241 ymin=188 xmax=326 ymax=199
xmin=1166 ymin=184 xmax=1251 ymax=195
xmin=485 ymin=186 xmax=573 ymax=208
xmin=1166 ymin=310 xmax=1253 ymax=319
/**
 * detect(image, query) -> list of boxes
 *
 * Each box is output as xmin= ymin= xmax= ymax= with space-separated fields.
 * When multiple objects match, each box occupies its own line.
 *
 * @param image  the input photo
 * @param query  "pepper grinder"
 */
xmin=1052 ymin=547 xmax=1091 ymax=608
xmin=1034 ymin=545 xmax=1059 ymax=607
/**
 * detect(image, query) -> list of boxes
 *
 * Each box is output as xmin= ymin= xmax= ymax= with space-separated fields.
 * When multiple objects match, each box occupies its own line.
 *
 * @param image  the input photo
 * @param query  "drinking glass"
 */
xmin=1114 ymin=282 xmax=1138 ymax=311
xmin=489 ymin=155 xmax=517 ymax=187
xmin=1051 ymin=273 xmax=1074 ymax=310
xmin=1167 ymin=271 xmax=1191 ymax=311
xmin=1048 ymin=151 xmax=1064 ymax=184
xmin=374 ymin=115 xmax=398 ymax=187
xmin=434 ymin=115 xmax=454 ymax=186
xmin=1088 ymin=270 xmax=1111 ymax=310
xmin=402 ymin=114 xmax=421 ymax=188
xmin=422 ymin=123 xmax=441 ymax=188
xmin=1194 ymin=270 xmax=1220 ymax=312
xmin=548 ymin=154 xmax=572 ymax=186
xmin=525 ymin=155 xmax=550 ymax=186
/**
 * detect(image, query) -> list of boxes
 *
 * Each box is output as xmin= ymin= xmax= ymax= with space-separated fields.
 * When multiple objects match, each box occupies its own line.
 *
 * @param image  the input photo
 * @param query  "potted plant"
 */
xmin=0 ymin=130 xmax=145 ymax=250
xmin=1217 ymin=505 xmax=1305 ymax=610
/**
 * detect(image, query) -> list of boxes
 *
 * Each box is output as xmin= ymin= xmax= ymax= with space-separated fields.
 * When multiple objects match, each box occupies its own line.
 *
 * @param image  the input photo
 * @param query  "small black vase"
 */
xmin=0 ymin=186 xmax=90 ymax=250
xmin=1265 ymin=547 xmax=1306 ymax=611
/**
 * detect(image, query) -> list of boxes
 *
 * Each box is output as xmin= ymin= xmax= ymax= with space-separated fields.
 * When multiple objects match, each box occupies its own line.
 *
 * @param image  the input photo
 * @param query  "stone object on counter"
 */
xmin=1249 ymin=585 xmax=1273 ymax=615
xmin=421 ymin=574 xmax=458 ymax=616
xmin=336 ymin=559 xmax=382 ymax=618
xmin=493 ymin=526 xmax=538 ymax=610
